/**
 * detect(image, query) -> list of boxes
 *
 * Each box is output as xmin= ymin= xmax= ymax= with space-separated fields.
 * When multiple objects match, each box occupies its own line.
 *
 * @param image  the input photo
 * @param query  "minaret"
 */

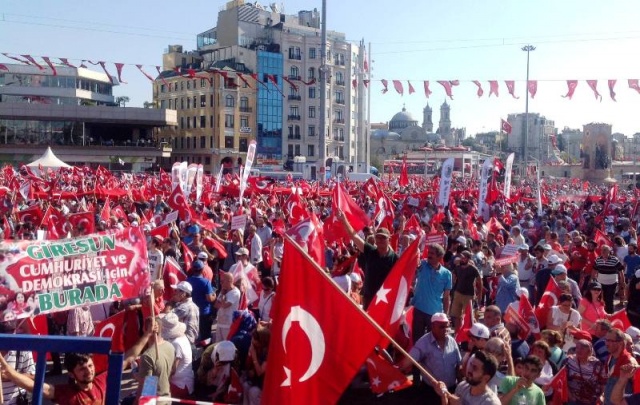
xmin=438 ymin=100 xmax=451 ymax=136
xmin=422 ymin=103 xmax=433 ymax=132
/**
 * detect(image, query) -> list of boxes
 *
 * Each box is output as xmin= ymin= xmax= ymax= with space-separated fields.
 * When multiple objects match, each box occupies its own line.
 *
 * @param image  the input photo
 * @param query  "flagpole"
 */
xmin=283 ymin=234 xmax=441 ymax=387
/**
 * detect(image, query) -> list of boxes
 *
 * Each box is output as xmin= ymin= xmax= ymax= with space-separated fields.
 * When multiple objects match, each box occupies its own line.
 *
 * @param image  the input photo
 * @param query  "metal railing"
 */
xmin=0 ymin=335 xmax=123 ymax=405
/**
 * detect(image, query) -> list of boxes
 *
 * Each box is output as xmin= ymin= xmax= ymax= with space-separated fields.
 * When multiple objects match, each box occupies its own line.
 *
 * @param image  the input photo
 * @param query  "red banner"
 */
xmin=1 ymin=227 xmax=149 ymax=318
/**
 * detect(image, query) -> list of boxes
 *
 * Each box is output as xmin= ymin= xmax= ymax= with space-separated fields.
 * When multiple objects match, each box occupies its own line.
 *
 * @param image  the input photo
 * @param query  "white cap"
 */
xmin=469 ymin=323 xmax=490 ymax=339
xmin=516 ymin=287 xmax=530 ymax=298
xmin=547 ymin=254 xmax=562 ymax=265
xmin=176 ymin=281 xmax=192 ymax=294
xmin=431 ymin=313 xmax=449 ymax=323
xmin=197 ymin=252 xmax=208 ymax=260
xmin=213 ymin=340 xmax=236 ymax=362
xmin=456 ymin=236 xmax=467 ymax=245
xmin=626 ymin=326 xmax=640 ymax=340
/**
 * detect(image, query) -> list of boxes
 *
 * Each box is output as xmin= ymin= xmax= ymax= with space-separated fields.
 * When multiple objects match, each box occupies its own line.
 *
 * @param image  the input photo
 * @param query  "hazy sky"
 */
xmin=2 ymin=0 xmax=640 ymax=136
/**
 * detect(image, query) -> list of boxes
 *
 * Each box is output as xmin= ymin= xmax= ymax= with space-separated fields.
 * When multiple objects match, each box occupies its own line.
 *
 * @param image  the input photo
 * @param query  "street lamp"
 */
xmin=522 ymin=45 xmax=535 ymax=176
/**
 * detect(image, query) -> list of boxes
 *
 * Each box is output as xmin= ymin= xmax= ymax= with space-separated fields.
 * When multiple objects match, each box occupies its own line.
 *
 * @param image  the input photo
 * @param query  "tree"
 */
xmin=115 ymin=96 xmax=130 ymax=107
xmin=143 ymin=101 xmax=157 ymax=109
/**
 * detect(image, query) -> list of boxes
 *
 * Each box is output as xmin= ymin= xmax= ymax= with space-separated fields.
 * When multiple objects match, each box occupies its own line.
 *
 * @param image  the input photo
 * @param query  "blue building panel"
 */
xmin=256 ymin=51 xmax=283 ymax=161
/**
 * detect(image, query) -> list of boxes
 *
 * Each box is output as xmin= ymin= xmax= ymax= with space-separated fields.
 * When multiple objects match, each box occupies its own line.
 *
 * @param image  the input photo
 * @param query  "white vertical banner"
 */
xmin=537 ymin=168 xmax=543 ymax=216
xmin=186 ymin=163 xmax=198 ymax=195
xmin=214 ymin=164 xmax=224 ymax=193
xmin=478 ymin=158 xmax=494 ymax=221
xmin=437 ymin=158 xmax=455 ymax=207
xmin=179 ymin=161 xmax=188 ymax=195
xmin=503 ymin=153 xmax=515 ymax=199
xmin=171 ymin=162 xmax=181 ymax=191
xmin=195 ymin=164 xmax=204 ymax=203
xmin=239 ymin=140 xmax=257 ymax=202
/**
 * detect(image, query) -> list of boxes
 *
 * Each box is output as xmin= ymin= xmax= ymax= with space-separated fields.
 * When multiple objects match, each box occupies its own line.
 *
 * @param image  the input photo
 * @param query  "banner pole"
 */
xmin=283 ymin=234 xmax=440 ymax=387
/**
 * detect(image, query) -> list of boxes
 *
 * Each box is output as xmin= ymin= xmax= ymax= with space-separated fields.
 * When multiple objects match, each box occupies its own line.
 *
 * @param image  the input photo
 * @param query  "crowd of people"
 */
xmin=0 ymin=165 xmax=639 ymax=404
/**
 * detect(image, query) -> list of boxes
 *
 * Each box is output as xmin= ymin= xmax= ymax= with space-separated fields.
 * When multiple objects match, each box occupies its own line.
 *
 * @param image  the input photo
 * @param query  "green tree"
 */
xmin=116 ymin=96 xmax=130 ymax=107
xmin=143 ymin=101 xmax=156 ymax=108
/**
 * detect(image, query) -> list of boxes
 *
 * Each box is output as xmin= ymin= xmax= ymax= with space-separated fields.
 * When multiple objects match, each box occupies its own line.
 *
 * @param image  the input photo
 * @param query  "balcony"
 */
xmin=288 ymin=54 xmax=302 ymax=60
xmin=333 ymin=136 xmax=345 ymax=142
xmin=287 ymin=115 xmax=301 ymax=121
xmin=288 ymin=75 xmax=302 ymax=81
xmin=335 ymin=60 xmax=346 ymax=66
xmin=288 ymin=134 xmax=302 ymax=140
xmin=335 ymin=99 xmax=345 ymax=105
xmin=333 ymin=118 xmax=345 ymax=124
xmin=288 ymin=95 xmax=302 ymax=101
xmin=239 ymin=107 xmax=253 ymax=113
xmin=335 ymin=80 xmax=345 ymax=86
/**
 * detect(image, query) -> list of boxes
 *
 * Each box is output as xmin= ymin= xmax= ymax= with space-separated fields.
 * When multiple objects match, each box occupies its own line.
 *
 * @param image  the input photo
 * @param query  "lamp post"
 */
xmin=522 ymin=45 xmax=535 ymax=176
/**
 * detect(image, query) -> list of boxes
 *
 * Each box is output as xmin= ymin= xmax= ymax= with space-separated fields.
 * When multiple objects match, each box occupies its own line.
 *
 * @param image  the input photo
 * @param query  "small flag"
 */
xmin=501 ymin=119 xmax=512 ymax=134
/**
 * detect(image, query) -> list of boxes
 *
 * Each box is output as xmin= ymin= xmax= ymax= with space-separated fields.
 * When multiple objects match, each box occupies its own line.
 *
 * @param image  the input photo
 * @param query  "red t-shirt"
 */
xmin=54 ymin=372 xmax=107 ymax=405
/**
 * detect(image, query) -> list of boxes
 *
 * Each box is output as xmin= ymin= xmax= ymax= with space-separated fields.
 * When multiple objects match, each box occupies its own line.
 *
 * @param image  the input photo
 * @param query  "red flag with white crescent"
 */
xmin=286 ymin=212 xmax=325 ymax=269
xmin=534 ymin=278 xmax=562 ymax=329
xmin=163 ymin=256 xmax=187 ymax=300
xmin=562 ymin=80 xmax=578 ymax=99
xmin=365 ymin=351 xmax=411 ymax=395
xmin=67 ymin=211 xmax=95 ymax=234
xmin=455 ymin=302 xmax=474 ymax=343
xmin=262 ymin=238 xmax=383 ymax=405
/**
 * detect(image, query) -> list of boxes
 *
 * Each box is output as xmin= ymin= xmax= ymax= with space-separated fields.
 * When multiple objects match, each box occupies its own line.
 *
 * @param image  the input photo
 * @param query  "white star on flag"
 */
xmin=371 ymin=376 xmax=381 ymax=387
xmin=375 ymin=286 xmax=391 ymax=304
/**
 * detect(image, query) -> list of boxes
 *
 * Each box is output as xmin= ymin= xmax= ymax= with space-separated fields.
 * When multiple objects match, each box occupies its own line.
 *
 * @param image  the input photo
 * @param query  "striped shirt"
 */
xmin=564 ymin=356 xmax=606 ymax=405
xmin=594 ymin=255 xmax=624 ymax=285
xmin=3 ymin=350 xmax=35 ymax=405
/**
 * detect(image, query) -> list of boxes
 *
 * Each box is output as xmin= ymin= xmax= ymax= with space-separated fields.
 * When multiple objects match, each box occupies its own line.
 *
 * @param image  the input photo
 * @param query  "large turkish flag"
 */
xmin=262 ymin=238 xmax=383 ymax=404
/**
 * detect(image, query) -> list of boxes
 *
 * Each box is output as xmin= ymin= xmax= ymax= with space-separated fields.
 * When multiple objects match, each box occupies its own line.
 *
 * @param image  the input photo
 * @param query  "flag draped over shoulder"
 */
xmin=262 ymin=238 xmax=383 ymax=404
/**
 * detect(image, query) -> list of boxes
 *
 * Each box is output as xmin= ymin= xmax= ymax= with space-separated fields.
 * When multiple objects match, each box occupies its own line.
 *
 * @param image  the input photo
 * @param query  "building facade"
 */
xmin=154 ymin=0 xmax=367 ymax=175
xmin=0 ymin=64 xmax=176 ymax=169
xmin=505 ymin=112 xmax=556 ymax=163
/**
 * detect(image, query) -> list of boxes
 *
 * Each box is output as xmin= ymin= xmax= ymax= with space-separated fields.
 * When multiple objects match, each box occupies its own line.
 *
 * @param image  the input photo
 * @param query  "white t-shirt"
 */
xmin=169 ymin=335 xmax=194 ymax=393
xmin=517 ymin=254 xmax=534 ymax=281
xmin=455 ymin=381 xmax=501 ymax=405
xmin=550 ymin=306 xmax=581 ymax=330
xmin=216 ymin=288 xmax=241 ymax=327
xmin=148 ymin=249 xmax=164 ymax=280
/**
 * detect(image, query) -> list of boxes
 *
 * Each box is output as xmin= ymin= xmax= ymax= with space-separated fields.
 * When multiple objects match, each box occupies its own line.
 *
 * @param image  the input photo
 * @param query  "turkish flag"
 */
xmin=505 ymin=80 xmax=519 ymax=99
xmin=437 ymin=80 xmax=457 ymax=99
xmin=587 ymin=80 xmax=602 ymax=101
xmin=365 ymin=351 xmax=412 ymax=395
xmin=67 ymin=211 xmax=95 ymax=234
xmin=549 ymin=367 xmax=569 ymax=405
xmin=486 ymin=173 xmax=501 ymax=204
xmin=610 ymin=308 xmax=632 ymax=331
xmin=324 ymin=183 xmax=370 ymax=243
xmin=504 ymin=296 xmax=531 ymax=340
xmin=167 ymin=183 xmax=193 ymax=222
xmin=594 ymin=228 xmax=613 ymax=248
xmin=501 ymin=119 xmax=512 ymax=134
xmin=163 ymin=256 xmax=187 ymax=300
xmin=408 ymin=81 xmax=415 ymax=95
xmin=455 ymin=301 xmax=474 ymax=343
xmin=26 ymin=315 xmax=50 ymax=361
xmin=93 ymin=310 xmax=141 ymax=373
xmin=262 ymin=239 xmax=383 ymax=404
xmin=367 ymin=238 xmax=419 ymax=341
xmin=181 ymin=241 xmax=194 ymax=270
xmin=111 ymin=204 xmax=129 ymax=225
xmin=381 ymin=79 xmax=389 ymax=94
xmin=100 ymin=198 xmax=111 ymax=222
xmin=286 ymin=212 xmax=326 ymax=270
xmin=46 ymin=217 xmax=60 ymax=240
xmin=489 ymin=80 xmax=499 ymax=97
xmin=284 ymin=191 xmax=308 ymax=226
xmin=535 ymin=278 xmax=562 ymax=329
xmin=527 ymin=80 xmax=538 ymax=98
xmin=392 ymin=80 xmax=403 ymax=95
xmin=562 ymin=80 xmax=578 ymax=99
xmin=472 ymin=80 xmax=484 ymax=97
xmin=519 ymin=293 xmax=540 ymax=337
xmin=399 ymin=157 xmax=409 ymax=187
xmin=16 ymin=205 xmax=43 ymax=226
xmin=3 ymin=216 xmax=11 ymax=239
xmin=423 ymin=81 xmax=432 ymax=98
xmin=629 ymin=79 xmax=640 ymax=94
xmin=149 ymin=224 xmax=170 ymax=241
xmin=225 ymin=368 xmax=244 ymax=403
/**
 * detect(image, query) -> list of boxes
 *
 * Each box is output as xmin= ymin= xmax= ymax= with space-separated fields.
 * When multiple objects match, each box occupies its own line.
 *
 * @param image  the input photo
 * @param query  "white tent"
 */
xmin=26 ymin=147 xmax=72 ymax=169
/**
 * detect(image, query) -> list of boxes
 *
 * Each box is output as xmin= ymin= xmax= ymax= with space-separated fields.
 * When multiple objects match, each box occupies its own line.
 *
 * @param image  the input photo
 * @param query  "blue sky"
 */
xmin=2 ymin=0 xmax=640 ymax=136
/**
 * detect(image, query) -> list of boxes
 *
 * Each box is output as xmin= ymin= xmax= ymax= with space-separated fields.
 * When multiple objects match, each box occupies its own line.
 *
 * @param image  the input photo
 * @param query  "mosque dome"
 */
xmin=389 ymin=106 xmax=418 ymax=131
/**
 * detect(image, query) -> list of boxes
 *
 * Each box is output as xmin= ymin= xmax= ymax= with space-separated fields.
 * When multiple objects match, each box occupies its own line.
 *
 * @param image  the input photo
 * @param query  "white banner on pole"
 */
xmin=239 ymin=140 xmax=257 ymax=201
xmin=478 ymin=158 xmax=494 ymax=221
xmin=504 ymin=153 xmax=515 ymax=199
xmin=437 ymin=158 xmax=455 ymax=207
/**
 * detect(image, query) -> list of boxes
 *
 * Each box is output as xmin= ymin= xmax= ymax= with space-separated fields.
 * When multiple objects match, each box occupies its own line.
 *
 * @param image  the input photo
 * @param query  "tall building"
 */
xmin=0 ymin=64 xmax=176 ymax=169
xmin=422 ymin=104 xmax=433 ymax=133
xmin=155 ymin=0 xmax=367 ymax=176
xmin=505 ymin=112 xmax=556 ymax=162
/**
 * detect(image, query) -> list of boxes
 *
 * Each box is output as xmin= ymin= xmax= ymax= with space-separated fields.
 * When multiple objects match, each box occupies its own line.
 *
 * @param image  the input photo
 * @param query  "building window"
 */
xmin=193 ymin=116 xmax=197 ymax=128
xmin=289 ymin=106 xmax=299 ymax=117
xmin=210 ymin=135 xmax=214 ymax=148
xmin=308 ymin=144 xmax=315 ymax=156
xmin=295 ymin=125 xmax=300 ymax=137
xmin=180 ymin=98 xmax=185 ymax=109
xmin=308 ymin=67 xmax=315 ymax=80
xmin=187 ymin=81 xmax=191 ymax=90
xmin=200 ymin=95 xmax=206 ymax=107
xmin=180 ymin=116 xmax=185 ymax=129
xmin=210 ymin=116 xmax=214 ymax=128
xmin=287 ymin=144 xmax=294 ymax=158
xmin=180 ymin=137 xmax=184 ymax=149
xmin=160 ymin=84 xmax=166 ymax=93
xmin=309 ymin=48 xmax=316 ymax=59
xmin=187 ymin=97 xmax=191 ymax=109
xmin=180 ymin=81 xmax=184 ymax=91
xmin=225 ymin=114 xmax=234 ymax=128
xmin=308 ymin=106 xmax=316 ymax=118
xmin=200 ymin=136 xmax=206 ymax=148
xmin=225 ymin=136 xmax=234 ymax=148
xmin=290 ymin=66 xmax=299 ymax=79
xmin=308 ymin=87 xmax=316 ymax=98
xmin=239 ymin=138 xmax=248 ymax=152
xmin=240 ymin=116 xmax=249 ymax=128
xmin=225 ymin=95 xmax=235 ymax=108
xmin=240 ymin=97 xmax=249 ymax=111
xmin=200 ymin=116 xmax=206 ymax=128
xmin=193 ymin=96 xmax=196 ymax=109
xmin=295 ymin=144 xmax=301 ymax=156
xmin=168 ymin=99 xmax=173 ymax=109
xmin=205 ymin=157 xmax=211 ymax=165
xmin=187 ymin=137 xmax=191 ymax=148
xmin=210 ymin=94 xmax=214 ymax=107
xmin=308 ymin=125 xmax=316 ymax=136
xmin=200 ymin=78 xmax=206 ymax=88
xmin=160 ymin=100 xmax=166 ymax=108
xmin=187 ymin=116 xmax=191 ymax=129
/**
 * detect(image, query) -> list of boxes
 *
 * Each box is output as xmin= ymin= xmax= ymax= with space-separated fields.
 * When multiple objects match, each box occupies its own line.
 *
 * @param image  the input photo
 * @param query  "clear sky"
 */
xmin=2 ymin=0 xmax=640 ymax=136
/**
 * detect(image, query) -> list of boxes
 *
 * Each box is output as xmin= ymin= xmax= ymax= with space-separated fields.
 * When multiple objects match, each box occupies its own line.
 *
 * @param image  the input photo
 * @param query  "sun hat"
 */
xmin=431 ymin=313 xmax=449 ymax=323
xmin=160 ymin=312 xmax=186 ymax=341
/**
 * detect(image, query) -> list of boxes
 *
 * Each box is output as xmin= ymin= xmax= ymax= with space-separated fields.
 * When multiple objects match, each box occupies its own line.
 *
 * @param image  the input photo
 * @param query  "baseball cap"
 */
xmin=191 ymin=260 xmax=205 ymax=271
xmin=235 ymin=247 xmax=250 ymax=256
xmin=588 ymin=281 xmax=602 ymax=290
xmin=551 ymin=264 xmax=568 ymax=276
xmin=547 ymin=255 xmax=562 ymax=265
xmin=431 ymin=313 xmax=449 ymax=323
xmin=375 ymin=228 xmax=391 ymax=238
xmin=469 ymin=323 xmax=490 ymax=340
xmin=197 ymin=252 xmax=208 ymax=260
xmin=626 ymin=326 xmax=640 ymax=341
xmin=518 ymin=244 xmax=530 ymax=251
xmin=542 ymin=244 xmax=552 ymax=251
xmin=456 ymin=236 xmax=467 ymax=245
xmin=570 ymin=329 xmax=592 ymax=342
xmin=176 ymin=281 xmax=192 ymax=294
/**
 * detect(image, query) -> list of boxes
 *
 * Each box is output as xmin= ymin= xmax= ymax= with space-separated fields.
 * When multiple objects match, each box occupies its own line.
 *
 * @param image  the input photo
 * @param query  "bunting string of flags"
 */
xmin=4 ymin=52 xmax=640 ymax=101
